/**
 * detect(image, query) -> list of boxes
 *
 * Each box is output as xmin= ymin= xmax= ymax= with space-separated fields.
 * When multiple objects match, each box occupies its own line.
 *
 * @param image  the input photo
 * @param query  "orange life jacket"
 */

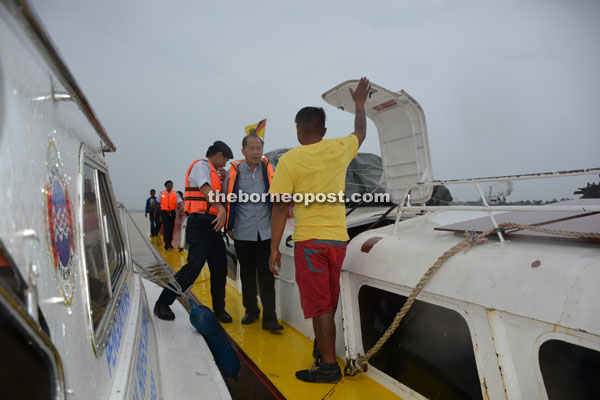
xmin=225 ymin=156 xmax=274 ymax=230
xmin=184 ymin=159 xmax=222 ymax=215
xmin=160 ymin=190 xmax=178 ymax=211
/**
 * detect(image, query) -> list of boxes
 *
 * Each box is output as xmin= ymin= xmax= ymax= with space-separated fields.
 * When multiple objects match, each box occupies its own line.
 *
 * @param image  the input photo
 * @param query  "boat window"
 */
xmin=97 ymin=172 xmax=126 ymax=287
xmin=359 ymin=285 xmax=482 ymax=400
xmin=347 ymin=218 xmax=394 ymax=240
xmin=539 ymin=339 xmax=600 ymax=399
xmin=0 ymin=246 xmax=64 ymax=400
xmin=0 ymin=295 xmax=57 ymax=399
xmin=82 ymin=165 xmax=110 ymax=329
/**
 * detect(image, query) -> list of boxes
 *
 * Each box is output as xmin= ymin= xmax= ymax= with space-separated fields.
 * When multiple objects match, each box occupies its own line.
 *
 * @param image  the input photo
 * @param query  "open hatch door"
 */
xmin=322 ymin=80 xmax=433 ymax=204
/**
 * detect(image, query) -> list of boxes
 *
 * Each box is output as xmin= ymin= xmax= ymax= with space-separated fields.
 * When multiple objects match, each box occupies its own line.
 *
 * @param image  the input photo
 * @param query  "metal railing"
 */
xmin=393 ymin=168 xmax=600 ymax=241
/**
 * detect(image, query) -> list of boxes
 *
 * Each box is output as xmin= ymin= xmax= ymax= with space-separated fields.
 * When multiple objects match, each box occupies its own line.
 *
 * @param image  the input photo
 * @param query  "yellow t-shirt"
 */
xmin=269 ymin=134 xmax=359 ymax=241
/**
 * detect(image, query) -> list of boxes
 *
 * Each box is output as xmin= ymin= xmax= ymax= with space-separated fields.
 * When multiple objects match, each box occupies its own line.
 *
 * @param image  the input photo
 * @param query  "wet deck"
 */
xmin=129 ymin=211 xmax=399 ymax=399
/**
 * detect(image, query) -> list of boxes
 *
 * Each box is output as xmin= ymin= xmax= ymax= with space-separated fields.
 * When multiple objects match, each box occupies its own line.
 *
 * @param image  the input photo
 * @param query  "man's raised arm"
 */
xmin=349 ymin=77 xmax=371 ymax=147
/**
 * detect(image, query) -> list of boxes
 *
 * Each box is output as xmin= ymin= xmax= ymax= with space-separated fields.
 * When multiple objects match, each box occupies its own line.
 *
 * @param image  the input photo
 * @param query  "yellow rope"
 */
xmin=345 ymin=222 xmax=600 ymax=376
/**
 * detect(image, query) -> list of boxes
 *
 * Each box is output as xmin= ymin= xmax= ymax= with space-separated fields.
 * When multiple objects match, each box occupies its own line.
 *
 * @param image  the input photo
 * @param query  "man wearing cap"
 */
xmin=154 ymin=140 xmax=235 ymax=323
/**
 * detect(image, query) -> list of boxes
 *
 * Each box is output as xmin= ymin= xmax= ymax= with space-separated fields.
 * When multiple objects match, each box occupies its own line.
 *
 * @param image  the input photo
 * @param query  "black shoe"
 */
xmin=295 ymin=363 xmax=341 ymax=383
xmin=313 ymin=339 xmax=322 ymax=367
xmin=262 ymin=319 xmax=283 ymax=331
xmin=215 ymin=310 xmax=233 ymax=323
xmin=241 ymin=310 xmax=260 ymax=325
xmin=154 ymin=302 xmax=175 ymax=321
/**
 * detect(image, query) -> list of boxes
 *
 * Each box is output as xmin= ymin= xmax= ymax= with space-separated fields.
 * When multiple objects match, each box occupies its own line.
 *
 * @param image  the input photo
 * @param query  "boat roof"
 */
xmin=344 ymin=204 xmax=600 ymax=336
xmin=4 ymin=0 xmax=116 ymax=151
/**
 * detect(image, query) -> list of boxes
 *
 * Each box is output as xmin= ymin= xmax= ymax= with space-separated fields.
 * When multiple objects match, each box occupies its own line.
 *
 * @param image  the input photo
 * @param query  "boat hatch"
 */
xmin=322 ymin=80 xmax=433 ymax=204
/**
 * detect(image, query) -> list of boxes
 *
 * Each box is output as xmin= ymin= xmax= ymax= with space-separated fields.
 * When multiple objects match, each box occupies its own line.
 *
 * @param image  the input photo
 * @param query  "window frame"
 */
xmin=0 ymin=242 xmax=66 ymax=399
xmin=96 ymin=170 xmax=127 ymax=287
xmin=535 ymin=331 xmax=600 ymax=399
xmin=355 ymin=280 xmax=485 ymax=399
xmin=79 ymin=153 xmax=130 ymax=353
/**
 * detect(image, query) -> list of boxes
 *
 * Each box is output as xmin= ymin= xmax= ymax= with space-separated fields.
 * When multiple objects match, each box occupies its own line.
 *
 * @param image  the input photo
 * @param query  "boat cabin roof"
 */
xmin=4 ymin=0 xmax=116 ymax=152
xmin=345 ymin=204 xmax=600 ymax=336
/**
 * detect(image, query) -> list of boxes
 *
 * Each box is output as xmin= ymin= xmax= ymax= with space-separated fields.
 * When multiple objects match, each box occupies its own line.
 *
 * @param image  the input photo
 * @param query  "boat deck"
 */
xmin=150 ymin=235 xmax=399 ymax=399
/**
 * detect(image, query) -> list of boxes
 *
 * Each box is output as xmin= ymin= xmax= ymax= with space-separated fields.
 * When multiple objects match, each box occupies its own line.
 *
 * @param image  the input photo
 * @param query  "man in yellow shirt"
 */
xmin=269 ymin=77 xmax=371 ymax=383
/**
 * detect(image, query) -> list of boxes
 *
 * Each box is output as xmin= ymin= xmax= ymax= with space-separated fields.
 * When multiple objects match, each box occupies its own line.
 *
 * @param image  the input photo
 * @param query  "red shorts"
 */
xmin=294 ymin=239 xmax=348 ymax=319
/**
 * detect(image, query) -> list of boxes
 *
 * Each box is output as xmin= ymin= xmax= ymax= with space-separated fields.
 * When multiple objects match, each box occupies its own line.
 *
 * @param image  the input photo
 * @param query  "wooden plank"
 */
xmin=507 ymin=213 xmax=600 ymax=243
xmin=434 ymin=211 xmax=591 ymax=233
xmin=435 ymin=199 xmax=600 ymax=243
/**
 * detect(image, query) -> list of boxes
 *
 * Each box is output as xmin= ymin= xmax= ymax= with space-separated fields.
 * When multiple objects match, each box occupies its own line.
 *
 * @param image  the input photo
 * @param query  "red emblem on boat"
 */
xmin=47 ymin=180 xmax=75 ymax=275
xmin=44 ymin=141 xmax=76 ymax=305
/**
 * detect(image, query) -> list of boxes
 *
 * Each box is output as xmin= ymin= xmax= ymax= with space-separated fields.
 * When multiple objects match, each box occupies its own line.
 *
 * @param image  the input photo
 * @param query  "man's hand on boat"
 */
xmin=349 ymin=76 xmax=370 ymax=107
xmin=269 ymin=249 xmax=281 ymax=276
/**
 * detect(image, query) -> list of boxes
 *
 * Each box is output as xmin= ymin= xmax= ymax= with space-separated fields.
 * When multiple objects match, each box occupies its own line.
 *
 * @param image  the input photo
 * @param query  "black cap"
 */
xmin=212 ymin=140 xmax=234 ymax=159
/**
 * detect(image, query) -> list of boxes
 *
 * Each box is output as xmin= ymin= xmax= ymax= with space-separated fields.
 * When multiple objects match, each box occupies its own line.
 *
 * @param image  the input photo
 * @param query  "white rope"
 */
xmin=124 ymin=209 xmax=191 ymax=300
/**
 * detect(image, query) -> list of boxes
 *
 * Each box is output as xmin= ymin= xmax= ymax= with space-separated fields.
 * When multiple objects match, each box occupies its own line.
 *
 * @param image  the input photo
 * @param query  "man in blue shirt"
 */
xmin=145 ymin=189 xmax=159 ymax=237
xmin=225 ymin=134 xmax=282 ymax=331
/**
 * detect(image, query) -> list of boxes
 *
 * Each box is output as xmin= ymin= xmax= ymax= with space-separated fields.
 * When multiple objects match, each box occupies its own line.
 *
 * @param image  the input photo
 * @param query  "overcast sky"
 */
xmin=30 ymin=0 xmax=600 ymax=207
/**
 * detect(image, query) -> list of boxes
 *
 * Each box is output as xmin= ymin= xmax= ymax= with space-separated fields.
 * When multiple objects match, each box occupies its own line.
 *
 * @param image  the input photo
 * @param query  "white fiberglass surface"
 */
xmin=322 ymin=80 xmax=433 ymax=204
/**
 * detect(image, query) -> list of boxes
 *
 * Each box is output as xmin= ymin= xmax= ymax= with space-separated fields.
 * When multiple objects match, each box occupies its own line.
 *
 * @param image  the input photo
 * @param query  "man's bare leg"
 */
xmin=313 ymin=312 xmax=336 ymax=364
xmin=296 ymin=311 xmax=342 ymax=382
xmin=295 ymin=311 xmax=341 ymax=382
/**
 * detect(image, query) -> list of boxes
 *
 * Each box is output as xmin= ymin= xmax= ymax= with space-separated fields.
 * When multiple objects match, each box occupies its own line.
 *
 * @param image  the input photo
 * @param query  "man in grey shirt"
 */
xmin=225 ymin=134 xmax=283 ymax=331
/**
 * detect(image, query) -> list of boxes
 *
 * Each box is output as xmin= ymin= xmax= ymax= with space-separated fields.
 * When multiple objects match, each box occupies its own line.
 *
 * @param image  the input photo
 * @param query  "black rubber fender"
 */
xmin=189 ymin=303 xmax=240 ymax=380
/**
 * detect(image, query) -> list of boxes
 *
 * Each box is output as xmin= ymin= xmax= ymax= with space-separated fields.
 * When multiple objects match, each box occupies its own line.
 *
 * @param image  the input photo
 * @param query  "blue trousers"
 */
xmin=149 ymin=213 xmax=160 ymax=236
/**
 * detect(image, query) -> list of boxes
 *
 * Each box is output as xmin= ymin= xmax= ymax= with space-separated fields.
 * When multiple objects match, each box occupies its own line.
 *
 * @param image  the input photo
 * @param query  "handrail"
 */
xmin=411 ymin=167 xmax=600 ymax=186
xmin=393 ymin=168 xmax=600 ymax=233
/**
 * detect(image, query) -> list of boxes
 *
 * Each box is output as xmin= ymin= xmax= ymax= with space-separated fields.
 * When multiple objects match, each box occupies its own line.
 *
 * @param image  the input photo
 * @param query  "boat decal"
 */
xmin=360 ymin=236 xmax=383 ymax=253
xmin=372 ymin=99 xmax=398 ymax=112
xmin=132 ymin=305 xmax=156 ymax=400
xmin=44 ymin=140 xmax=76 ymax=306
xmin=105 ymin=283 xmax=131 ymax=378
